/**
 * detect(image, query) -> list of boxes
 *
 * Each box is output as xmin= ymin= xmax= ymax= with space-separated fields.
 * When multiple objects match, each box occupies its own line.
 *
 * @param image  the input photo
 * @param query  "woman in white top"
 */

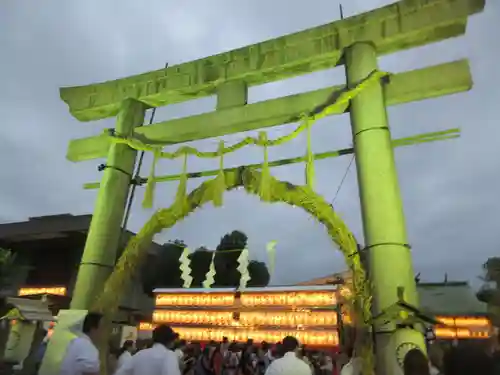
xmin=116 ymin=340 xmax=135 ymax=371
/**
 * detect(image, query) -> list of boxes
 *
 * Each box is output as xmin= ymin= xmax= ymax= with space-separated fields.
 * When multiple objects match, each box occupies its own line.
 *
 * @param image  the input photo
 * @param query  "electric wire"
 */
xmin=119 ymin=63 xmax=169 ymax=247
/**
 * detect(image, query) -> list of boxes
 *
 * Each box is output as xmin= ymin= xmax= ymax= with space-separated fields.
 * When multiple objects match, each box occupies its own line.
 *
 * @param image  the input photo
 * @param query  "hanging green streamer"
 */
xmin=174 ymin=153 xmax=189 ymax=213
xmin=259 ymin=132 xmax=271 ymax=201
xmin=305 ymin=120 xmax=315 ymax=189
xmin=213 ymin=140 xmax=226 ymax=207
xmin=142 ymin=148 xmax=161 ymax=209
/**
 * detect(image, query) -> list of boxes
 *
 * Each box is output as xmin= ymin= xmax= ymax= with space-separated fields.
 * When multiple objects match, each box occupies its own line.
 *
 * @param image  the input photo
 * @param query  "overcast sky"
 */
xmin=1 ymin=0 xmax=498 ymax=287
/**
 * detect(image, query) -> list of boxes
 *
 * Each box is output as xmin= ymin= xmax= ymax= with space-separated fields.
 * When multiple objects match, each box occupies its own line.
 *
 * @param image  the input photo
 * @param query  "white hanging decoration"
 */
xmin=266 ymin=240 xmax=277 ymax=277
xmin=202 ymin=252 xmax=217 ymax=288
xmin=179 ymin=247 xmax=193 ymax=288
xmin=237 ymin=249 xmax=251 ymax=289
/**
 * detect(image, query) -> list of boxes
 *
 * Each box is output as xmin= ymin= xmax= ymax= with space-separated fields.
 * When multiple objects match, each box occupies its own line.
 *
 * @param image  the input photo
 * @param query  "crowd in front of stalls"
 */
xmin=123 ymin=336 xmax=336 ymax=375
xmin=28 ymin=311 xmax=500 ymax=375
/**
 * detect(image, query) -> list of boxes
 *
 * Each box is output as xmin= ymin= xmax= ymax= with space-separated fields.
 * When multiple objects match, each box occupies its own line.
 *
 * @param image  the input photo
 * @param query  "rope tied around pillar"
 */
xmin=348 ymin=242 xmax=412 ymax=258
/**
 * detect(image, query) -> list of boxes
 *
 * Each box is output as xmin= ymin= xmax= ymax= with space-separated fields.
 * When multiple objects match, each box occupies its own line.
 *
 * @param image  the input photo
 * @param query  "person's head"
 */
xmin=202 ymin=346 xmax=211 ymax=358
xmin=229 ymin=342 xmax=238 ymax=353
xmin=175 ymin=339 xmax=187 ymax=351
xmin=443 ymin=345 xmax=495 ymax=375
xmin=222 ymin=336 xmax=229 ymax=347
xmin=403 ymin=349 xmax=430 ymax=375
xmin=282 ymin=336 xmax=300 ymax=355
xmin=82 ymin=312 xmax=103 ymax=342
xmin=427 ymin=343 xmax=443 ymax=371
xmin=122 ymin=340 xmax=135 ymax=353
xmin=274 ymin=343 xmax=283 ymax=358
xmin=344 ymin=345 xmax=354 ymax=359
xmin=261 ymin=341 xmax=270 ymax=352
xmin=297 ymin=347 xmax=306 ymax=359
xmin=152 ymin=324 xmax=178 ymax=349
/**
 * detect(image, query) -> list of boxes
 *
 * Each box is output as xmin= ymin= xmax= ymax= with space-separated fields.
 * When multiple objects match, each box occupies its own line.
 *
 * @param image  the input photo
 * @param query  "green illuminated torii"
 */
xmin=57 ymin=1 xmax=484 ymax=374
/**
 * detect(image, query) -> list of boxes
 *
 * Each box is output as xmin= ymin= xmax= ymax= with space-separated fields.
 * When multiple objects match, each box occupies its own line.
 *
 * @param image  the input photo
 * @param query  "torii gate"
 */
xmin=53 ymin=1 xmax=484 ymax=374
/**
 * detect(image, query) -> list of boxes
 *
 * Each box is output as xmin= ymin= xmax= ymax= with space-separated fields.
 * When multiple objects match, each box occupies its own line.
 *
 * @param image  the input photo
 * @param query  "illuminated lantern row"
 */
xmin=434 ymin=327 xmax=490 ymax=339
xmin=151 ymin=288 xmax=339 ymax=346
xmin=152 ymin=310 xmax=338 ymax=327
xmin=434 ymin=316 xmax=491 ymax=339
xmin=155 ymin=291 xmax=336 ymax=307
xmin=139 ymin=323 xmax=339 ymax=346
xmin=155 ymin=294 xmax=234 ymax=307
xmin=241 ymin=292 xmax=336 ymax=307
xmin=153 ymin=310 xmax=234 ymax=326
xmin=239 ymin=311 xmax=337 ymax=326
xmin=18 ymin=287 xmax=67 ymax=297
xmin=436 ymin=316 xmax=490 ymax=327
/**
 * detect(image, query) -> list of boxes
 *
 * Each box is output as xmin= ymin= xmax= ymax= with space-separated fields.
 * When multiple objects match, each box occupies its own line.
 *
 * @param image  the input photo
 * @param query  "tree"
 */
xmin=476 ymin=257 xmax=500 ymax=326
xmin=141 ymin=240 xmax=184 ymax=295
xmin=0 ymin=248 xmax=16 ymax=290
xmin=141 ymin=231 xmax=270 ymax=293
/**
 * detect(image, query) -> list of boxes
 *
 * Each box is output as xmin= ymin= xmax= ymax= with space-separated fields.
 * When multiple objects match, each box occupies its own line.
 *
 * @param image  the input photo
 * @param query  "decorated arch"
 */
xmin=92 ymin=167 xmax=372 ymax=351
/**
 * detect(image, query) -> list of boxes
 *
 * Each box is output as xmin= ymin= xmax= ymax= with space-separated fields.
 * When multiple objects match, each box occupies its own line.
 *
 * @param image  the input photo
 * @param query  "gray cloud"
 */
xmin=1 ymin=0 xmax=498 ymax=286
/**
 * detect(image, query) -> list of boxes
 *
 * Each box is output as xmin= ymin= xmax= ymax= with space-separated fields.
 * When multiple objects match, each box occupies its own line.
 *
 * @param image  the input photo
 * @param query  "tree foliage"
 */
xmin=141 ymin=231 xmax=270 ymax=294
xmin=0 ymin=248 xmax=16 ymax=289
xmin=477 ymin=257 xmax=500 ymax=326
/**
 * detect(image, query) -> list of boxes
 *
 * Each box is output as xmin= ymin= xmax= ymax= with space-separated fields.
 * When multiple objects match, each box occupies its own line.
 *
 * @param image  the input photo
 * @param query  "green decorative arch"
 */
xmin=92 ymin=167 xmax=372 ymax=363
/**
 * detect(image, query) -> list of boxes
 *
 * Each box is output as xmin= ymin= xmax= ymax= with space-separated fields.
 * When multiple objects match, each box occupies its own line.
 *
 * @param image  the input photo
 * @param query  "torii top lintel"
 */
xmin=60 ymin=0 xmax=484 ymax=122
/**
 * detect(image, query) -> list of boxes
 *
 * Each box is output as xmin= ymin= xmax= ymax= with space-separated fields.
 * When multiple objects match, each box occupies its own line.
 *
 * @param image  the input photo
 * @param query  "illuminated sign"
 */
xmin=152 ymin=310 xmax=338 ymax=327
xmin=18 ymin=287 xmax=67 ymax=297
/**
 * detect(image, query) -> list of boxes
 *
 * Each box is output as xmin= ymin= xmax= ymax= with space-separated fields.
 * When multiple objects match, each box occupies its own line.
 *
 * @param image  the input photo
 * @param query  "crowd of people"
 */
xmin=52 ymin=311 xmax=500 ymax=375
xmin=113 ymin=330 xmax=335 ymax=375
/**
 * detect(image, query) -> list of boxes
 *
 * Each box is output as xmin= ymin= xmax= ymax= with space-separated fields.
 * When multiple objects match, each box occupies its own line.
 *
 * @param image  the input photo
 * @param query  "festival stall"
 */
xmin=139 ymin=285 xmax=342 ymax=350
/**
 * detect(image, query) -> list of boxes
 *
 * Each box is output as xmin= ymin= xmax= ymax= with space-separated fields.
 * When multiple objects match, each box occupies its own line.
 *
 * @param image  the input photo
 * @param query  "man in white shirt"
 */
xmin=115 ymin=324 xmax=181 ymax=375
xmin=59 ymin=312 xmax=103 ymax=375
xmin=264 ymin=336 xmax=312 ymax=375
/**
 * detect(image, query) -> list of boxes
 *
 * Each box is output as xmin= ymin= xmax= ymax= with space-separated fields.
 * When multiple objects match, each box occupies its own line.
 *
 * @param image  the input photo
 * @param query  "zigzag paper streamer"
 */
xmin=202 ymin=252 xmax=216 ymax=288
xmin=237 ymin=249 xmax=251 ymax=289
xmin=179 ymin=248 xmax=193 ymax=288
xmin=266 ymin=241 xmax=277 ymax=277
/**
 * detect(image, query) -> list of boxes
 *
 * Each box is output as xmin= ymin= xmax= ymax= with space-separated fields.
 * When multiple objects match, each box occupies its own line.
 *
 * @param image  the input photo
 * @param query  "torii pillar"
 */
xmin=70 ymin=99 xmax=146 ymax=309
xmin=345 ymin=42 xmax=426 ymax=375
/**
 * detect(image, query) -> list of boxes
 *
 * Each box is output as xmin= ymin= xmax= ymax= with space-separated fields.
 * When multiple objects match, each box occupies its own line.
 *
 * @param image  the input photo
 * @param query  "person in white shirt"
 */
xmin=115 ymin=324 xmax=181 ymax=375
xmin=173 ymin=338 xmax=186 ymax=371
xmin=116 ymin=340 xmax=135 ymax=371
xmin=264 ymin=336 xmax=312 ymax=375
xmin=59 ymin=312 xmax=103 ymax=375
xmin=339 ymin=347 xmax=362 ymax=375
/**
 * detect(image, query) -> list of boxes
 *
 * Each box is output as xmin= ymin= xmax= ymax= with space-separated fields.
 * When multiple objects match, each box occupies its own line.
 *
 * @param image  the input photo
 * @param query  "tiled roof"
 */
xmin=417 ymin=282 xmax=487 ymax=316
xmin=297 ymin=275 xmax=487 ymax=316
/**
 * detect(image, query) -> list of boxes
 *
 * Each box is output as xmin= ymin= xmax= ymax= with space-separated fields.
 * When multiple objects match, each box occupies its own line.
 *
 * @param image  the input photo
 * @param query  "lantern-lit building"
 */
xmin=0 ymin=214 xmax=160 ymax=325
xmin=140 ymin=286 xmax=342 ymax=349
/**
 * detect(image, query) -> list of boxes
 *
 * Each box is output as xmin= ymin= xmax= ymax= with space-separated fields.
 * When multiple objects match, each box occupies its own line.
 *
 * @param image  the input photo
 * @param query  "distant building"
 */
xmin=0 ymin=213 xmax=161 ymax=325
xmin=297 ymin=273 xmax=487 ymax=317
xmin=297 ymin=273 xmax=491 ymax=340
